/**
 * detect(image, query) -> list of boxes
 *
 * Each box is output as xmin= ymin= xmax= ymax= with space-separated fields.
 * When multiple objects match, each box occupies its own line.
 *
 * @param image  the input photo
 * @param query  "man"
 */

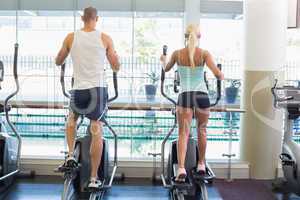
xmin=55 ymin=6 xmax=120 ymax=189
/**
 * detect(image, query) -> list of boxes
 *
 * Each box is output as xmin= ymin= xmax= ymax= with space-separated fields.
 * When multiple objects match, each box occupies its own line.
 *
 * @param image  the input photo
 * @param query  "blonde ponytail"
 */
xmin=185 ymin=24 xmax=199 ymax=68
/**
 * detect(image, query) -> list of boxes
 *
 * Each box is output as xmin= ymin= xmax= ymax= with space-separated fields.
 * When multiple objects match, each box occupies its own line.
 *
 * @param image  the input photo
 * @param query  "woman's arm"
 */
xmin=160 ymin=51 xmax=177 ymax=72
xmin=204 ymin=51 xmax=224 ymax=80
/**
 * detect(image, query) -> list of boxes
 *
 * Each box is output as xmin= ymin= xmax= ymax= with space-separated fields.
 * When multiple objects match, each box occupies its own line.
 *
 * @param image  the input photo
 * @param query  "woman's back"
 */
xmin=175 ymin=48 xmax=208 ymax=94
xmin=176 ymin=47 xmax=205 ymax=67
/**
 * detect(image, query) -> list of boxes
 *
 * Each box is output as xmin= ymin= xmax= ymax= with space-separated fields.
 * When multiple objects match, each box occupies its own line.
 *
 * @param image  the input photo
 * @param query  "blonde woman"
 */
xmin=161 ymin=24 xmax=224 ymax=182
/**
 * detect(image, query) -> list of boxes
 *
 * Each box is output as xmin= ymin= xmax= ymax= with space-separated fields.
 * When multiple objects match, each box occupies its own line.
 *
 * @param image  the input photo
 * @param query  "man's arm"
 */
xmin=102 ymin=33 xmax=120 ymax=72
xmin=55 ymin=33 xmax=73 ymax=66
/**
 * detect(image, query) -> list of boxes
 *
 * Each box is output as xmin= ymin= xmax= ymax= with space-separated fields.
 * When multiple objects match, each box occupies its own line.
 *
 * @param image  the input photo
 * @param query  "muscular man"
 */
xmin=55 ymin=7 xmax=120 ymax=189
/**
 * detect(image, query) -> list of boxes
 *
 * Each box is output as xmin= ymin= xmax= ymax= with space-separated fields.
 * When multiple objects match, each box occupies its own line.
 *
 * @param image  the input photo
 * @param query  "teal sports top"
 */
xmin=177 ymin=66 xmax=208 ymax=94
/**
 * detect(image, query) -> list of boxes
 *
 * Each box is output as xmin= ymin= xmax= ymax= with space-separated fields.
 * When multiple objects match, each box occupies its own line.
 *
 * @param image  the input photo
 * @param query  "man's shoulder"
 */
xmin=64 ymin=32 xmax=74 ymax=43
xmin=66 ymin=32 xmax=75 ymax=39
xmin=64 ymin=32 xmax=74 ymax=49
xmin=101 ymin=32 xmax=112 ymax=41
xmin=100 ymin=32 xmax=113 ymax=48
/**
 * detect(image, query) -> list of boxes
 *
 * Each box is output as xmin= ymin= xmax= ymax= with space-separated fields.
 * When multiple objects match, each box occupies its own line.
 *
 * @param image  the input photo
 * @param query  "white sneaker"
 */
xmin=88 ymin=178 xmax=102 ymax=189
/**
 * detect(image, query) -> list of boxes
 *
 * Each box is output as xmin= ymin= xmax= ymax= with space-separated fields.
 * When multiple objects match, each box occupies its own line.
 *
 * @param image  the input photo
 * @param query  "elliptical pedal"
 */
xmin=171 ymin=177 xmax=193 ymax=190
xmin=192 ymin=168 xmax=214 ymax=183
xmin=172 ymin=164 xmax=193 ymax=189
xmin=280 ymin=153 xmax=296 ymax=166
xmin=55 ymin=162 xmax=81 ymax=174
xmin=87 ymin=186 xmax=105 ymax=193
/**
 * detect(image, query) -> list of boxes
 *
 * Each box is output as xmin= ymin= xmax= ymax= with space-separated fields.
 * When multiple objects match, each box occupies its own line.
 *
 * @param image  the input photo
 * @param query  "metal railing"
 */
xmin=0 ymin=55 xmax=299 ymax=158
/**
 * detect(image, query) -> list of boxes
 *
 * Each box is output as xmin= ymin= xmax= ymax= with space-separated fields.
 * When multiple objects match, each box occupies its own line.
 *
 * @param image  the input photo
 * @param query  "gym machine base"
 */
xmin=271 ymin=80 xmax=300 ymax=199
xmin=160 ymin=45 xmax=222 ymax=200
xmin=0 ymin=44 xmax=22 ymax=195
xmin=55 ymin=64 xmax=119 ymax=200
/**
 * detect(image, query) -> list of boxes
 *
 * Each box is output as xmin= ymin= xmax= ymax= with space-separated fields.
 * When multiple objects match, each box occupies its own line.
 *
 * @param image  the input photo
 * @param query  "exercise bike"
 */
xmin=56 ymin=63 xmax=119 ymax=200
xmin=0 ymin=44 xmax=22 ymax=194
xmin=271 ymin=80 xmax=300 ymax=199
xmin=160 ymin=46 xmax=222 ymax=200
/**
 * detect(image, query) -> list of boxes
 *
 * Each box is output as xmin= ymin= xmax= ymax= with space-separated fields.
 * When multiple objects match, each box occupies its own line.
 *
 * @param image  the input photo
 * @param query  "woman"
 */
xmin=161 ymin=24 xmax=224 ymax=182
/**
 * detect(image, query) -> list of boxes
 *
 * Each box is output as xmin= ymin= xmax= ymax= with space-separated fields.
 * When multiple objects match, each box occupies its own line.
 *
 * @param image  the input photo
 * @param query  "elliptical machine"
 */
xmin=271 ymin=80 xmax=300 ymax=199
xmin=56 ymin=63 xmax=119 ymax=200
xmin=0 ymin=44 xmax=22 ymax=193
xmin=160 ymin=46 xmax=222 ymax=200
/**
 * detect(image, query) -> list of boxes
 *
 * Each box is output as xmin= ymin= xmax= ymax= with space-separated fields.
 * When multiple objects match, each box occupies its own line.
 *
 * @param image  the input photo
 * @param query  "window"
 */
xmin=286 ymin=28 xmax=300 ymax=81
xmin=0 ymin=11 xmax=17 ymax=102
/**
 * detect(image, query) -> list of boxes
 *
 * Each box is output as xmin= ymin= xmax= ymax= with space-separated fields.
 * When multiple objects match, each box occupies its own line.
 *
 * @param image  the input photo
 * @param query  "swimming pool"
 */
xmin=2 ymin=111 xmax=299 ymax=159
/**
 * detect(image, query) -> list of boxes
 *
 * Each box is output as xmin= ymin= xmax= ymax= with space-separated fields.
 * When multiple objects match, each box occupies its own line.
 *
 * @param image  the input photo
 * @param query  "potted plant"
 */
xmin=225 ymin=79 xmax=241 ymax=104
xmin=145 ymin=71 xmax=160 ymax=101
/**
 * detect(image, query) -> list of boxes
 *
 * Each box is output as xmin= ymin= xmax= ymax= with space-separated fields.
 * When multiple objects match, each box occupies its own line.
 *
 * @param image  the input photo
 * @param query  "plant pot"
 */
xmin=145 ymin=84 xmax=157 ymax=101
xmin=145 ymin=110 xmax=156 ymax=118
xmin=225 ymin=87 xmax=239 ymax=104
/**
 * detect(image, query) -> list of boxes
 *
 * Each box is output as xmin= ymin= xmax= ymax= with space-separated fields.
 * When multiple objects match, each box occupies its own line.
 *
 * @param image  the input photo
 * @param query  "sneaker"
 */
xmin=175 ymin=168 xmax=187 ymax=183
xmin=65 ymin=154 xmax=78 ymax=168
xmin=88 ymin=178 xmax=102 ymax=189
xmin=196 ymin=163 xmax=206 ymax=176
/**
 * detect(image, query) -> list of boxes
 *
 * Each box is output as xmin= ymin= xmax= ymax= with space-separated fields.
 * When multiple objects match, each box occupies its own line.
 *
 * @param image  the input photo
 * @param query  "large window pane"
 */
xmin=15 ymin=11 xmax=74 ymax=156
xmin=0 ymin=11 xmax=17 ymax=102
xmin=0 ymin=10 xmax=247 ymax=161
xmin=133 ymin=12 xmax=184 ymax=100
xmin=286 ymin=28 xmax=300 ymax=81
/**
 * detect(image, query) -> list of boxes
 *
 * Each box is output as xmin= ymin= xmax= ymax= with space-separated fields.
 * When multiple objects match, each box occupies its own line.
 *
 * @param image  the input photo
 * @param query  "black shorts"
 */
xmin=177 ymin=91 xmax=210 ymax=109
xmin=70 ymin=87 xmax=108 ymax=121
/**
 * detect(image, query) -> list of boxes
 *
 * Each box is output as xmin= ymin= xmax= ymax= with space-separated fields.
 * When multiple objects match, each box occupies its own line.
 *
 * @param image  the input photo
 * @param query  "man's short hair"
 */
xmin=82 ymin=7 xmax=98 ymax=22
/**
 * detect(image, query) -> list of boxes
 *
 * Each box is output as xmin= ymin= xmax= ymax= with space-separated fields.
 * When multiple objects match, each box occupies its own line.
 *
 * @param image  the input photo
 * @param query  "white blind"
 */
xmin=0 ymin=0 xmax=185 ymax=12
xmin=134 ymin=0 xmax=185 ymax=12
xmin=77 ymin=0 xmax=132 ymax=11
xmin=0 ymin=0 xmax=18 ymax=10
xmin=200 ymin=0 xmax=242 ymax=14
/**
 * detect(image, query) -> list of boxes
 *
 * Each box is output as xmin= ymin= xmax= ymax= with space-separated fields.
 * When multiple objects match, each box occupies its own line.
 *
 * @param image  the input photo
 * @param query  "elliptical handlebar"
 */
xmin=108 ymin=72 xmax=118 ymax=103
xmin=161 ymin=68 xmax=177 ymax=105
xmin=0 ymin=43 xmax=22 ymax=181
xmin=0 ymin=61 xmax=4 ymax=90
xmin=13 ymin=44 xmax=18 ymax=80
xmin=161 ymin=45 xmax=177 ymax=106
xmin=0 ymin=61 xmax=4 ymax=82
xmin=60 ymin=63 xmax=70 ymax=99
xmin=209 ymin=64 xmax=222 ymax=107
xmin=271 ymin=79 xmax=295 ymax=108
xmin=4 ymin=43 xmax=20 ymax=134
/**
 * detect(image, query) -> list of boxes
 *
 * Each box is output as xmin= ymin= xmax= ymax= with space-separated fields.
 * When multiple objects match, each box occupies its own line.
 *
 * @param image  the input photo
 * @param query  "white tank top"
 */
xmin=70 ymin=30 xmax=106 ymax=90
